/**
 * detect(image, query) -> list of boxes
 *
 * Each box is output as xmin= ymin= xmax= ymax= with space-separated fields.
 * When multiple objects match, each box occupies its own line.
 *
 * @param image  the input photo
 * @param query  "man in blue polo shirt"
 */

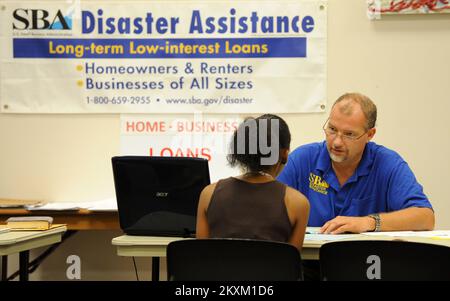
xmin=278 ymin=92 xmax=434 ymax=234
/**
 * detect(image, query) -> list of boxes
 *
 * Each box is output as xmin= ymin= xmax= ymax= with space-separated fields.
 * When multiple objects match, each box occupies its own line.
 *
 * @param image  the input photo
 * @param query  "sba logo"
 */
xmin=13 ymin=9 xmax=72 ymax=30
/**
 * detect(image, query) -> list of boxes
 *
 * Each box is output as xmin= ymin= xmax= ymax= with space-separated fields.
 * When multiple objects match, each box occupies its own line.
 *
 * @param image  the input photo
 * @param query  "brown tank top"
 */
xmin=206 ymin=177 xmax=292 ymax=243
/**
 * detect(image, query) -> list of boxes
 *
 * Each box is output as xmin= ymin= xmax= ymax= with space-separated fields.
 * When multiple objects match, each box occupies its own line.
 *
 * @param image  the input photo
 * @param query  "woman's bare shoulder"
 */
xmin=285 ymin=185 xmax=309 ymax=206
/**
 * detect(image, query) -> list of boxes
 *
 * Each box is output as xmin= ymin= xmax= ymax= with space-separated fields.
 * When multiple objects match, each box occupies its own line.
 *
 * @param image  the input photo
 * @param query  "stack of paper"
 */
xmin=86 ymin=198 xmax=118 ymax=212
xmin=305 ymin=233 xmax=359 ymax=241
xmin=362 ymin=230 xmax=450 ymax=240
xmin=25 ymin=199 xmax=118 ymax=212
xmin=26 ymin=202 xmax=84 ymax=211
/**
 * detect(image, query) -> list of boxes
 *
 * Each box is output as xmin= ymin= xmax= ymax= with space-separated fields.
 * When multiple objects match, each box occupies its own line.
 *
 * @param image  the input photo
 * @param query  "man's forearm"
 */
xmin=378 ymin=207 xmax=435 ymax=231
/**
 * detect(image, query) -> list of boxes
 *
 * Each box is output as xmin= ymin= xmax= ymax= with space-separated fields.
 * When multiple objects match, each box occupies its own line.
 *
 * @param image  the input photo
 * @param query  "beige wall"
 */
xmin=1 ymin=0 xmax=449 ymax=280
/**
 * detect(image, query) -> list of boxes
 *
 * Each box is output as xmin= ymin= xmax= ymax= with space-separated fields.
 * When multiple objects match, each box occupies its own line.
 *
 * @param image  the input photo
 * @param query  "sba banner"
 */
xmin=0 ymin=0 xmax=327 ymax=113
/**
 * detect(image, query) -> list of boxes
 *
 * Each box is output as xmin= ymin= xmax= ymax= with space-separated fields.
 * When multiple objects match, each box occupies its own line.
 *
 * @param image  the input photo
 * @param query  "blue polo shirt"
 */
xmin=277 ymin=142 xmax=432 ymax=227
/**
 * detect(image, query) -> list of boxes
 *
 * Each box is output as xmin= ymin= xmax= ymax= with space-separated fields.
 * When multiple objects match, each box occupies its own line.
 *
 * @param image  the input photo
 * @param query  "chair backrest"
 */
xmin=167 ymin=238 xmax=302 ymax=281
xmin=320 ymin=240 xmax=450 ymax=281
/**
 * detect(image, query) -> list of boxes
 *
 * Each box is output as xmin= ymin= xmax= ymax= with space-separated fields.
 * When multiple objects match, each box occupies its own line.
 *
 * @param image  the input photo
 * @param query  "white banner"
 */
xmin=0 ymin=0 xmax=327 ymax=113
xmin=120 ymin=114 xmax=243 ymax=182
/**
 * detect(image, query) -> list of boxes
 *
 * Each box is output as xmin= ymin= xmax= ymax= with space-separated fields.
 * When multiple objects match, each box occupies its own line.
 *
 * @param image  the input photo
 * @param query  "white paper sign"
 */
xmin=120 ymin=114 xmax=243 ymax=182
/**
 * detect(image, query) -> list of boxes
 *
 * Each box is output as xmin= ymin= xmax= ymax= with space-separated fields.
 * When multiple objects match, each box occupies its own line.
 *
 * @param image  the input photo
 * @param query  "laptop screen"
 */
xmin=112 ymin=156 xmax=210 ymax=237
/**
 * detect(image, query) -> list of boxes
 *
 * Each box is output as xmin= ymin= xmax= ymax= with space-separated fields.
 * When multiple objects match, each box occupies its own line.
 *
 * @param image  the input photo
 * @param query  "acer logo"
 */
xmin=156 ymin=192 xmax=169 ymax=197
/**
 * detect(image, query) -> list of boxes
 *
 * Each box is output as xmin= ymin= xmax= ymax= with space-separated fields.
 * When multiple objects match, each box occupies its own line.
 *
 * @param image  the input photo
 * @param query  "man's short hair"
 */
xmin=333 ymin=93 xmax=377 ymax=130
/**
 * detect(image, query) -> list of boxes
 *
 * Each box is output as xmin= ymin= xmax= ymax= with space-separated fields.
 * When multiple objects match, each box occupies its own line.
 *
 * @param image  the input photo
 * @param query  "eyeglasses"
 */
xmin=322 ymin=119 xmax=368 ymax=141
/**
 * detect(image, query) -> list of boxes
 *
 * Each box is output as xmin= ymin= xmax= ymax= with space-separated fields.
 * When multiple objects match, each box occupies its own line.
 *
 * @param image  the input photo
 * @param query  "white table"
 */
xmin=111 ymin=227 xmax=351 ymax=281
xmin=0 ymin=226 xmax=67 ymax=281
xmin=112 ymin=228 xmax=450 ymax=281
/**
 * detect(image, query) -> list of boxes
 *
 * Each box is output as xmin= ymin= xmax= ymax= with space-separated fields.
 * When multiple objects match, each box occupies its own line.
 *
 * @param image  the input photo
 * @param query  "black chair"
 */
xmin=320 ymin=240 xmax=450 ymax=281
xmin=166 ymin=238 xmax=303 ymax=281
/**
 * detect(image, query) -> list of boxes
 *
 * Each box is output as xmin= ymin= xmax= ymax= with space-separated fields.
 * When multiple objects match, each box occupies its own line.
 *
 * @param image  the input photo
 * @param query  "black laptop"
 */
xmin=112 ymin=156 xmax=210 ymax=237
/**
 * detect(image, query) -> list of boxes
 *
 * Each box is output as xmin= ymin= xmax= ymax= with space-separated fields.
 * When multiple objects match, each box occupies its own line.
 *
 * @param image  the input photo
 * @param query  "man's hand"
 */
xmin=320 ymin=216 xmax=375 ymax=234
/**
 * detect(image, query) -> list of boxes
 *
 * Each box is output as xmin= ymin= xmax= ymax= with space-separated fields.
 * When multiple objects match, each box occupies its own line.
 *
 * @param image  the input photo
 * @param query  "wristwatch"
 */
xmin=368 ymin=214 xmax=381 ymax=232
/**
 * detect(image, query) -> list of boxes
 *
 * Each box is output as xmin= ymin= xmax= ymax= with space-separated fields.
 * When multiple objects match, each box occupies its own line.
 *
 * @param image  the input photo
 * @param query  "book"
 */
xmin=6 ymin=216 xmax=54 ymax=230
